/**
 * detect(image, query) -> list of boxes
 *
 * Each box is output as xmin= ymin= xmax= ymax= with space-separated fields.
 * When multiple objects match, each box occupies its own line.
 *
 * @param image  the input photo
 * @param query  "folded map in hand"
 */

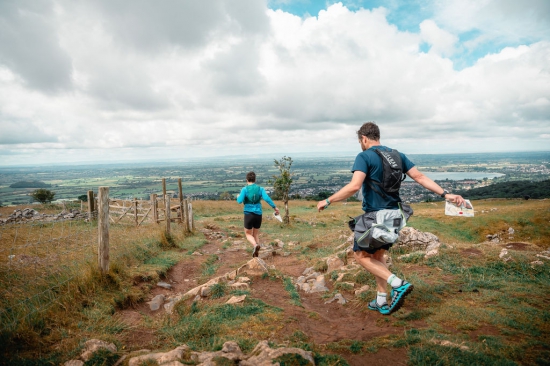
xmin=445 ymin=199 xmax=474 ymax=217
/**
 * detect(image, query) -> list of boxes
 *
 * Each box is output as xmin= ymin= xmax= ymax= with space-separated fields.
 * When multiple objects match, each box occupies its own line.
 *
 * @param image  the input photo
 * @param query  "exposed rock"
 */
xmin=128 ymin=345 xmax=189 ymax=366
xmin=237 ymin=258 xmax=269 ymax=276
xmin=81 ymin=339 xmax=117 ymax=361
xmin=430 ymin=339 xmax=469 ymax=351
xmin=274 ymin=239 xmax=284 ymax=248
xmin=355 ymin=285 xmax=370 ymax=296
xmin=326 ymin=256 xmax=344 ymax=273
xmin=241 ymin=340 xmax=314 ymax=366
xmin=304 ymin=271 xmax=321 ymax=281
xmin=258 ymin=249 xmax=273 ymax=260
xmin=397 ymin=227 xmax=440 ymax=250
xmin=229 ymin=282 xmax=249 ymax=291
xmin=425 ymin=241 xmax=441 ymax=257
xmin=147 ymin=294 xmax=165 ymax=311
xmin=226 ymin=295 xmax=247 ymax=304
xmin=341 ymin=281 xmax=355 ymax=288
xmin=325 ymin=293 xmax=348 ymax=304
xmin=508 ymin=227 xmax=515 ymax=235
xmin=499 ymin=248 xmax=512 ymax=262
xmin=201 ymin=286 xmax=212 ymax=297
xmin=157 ymin=281 xmax=172 ymax=289
xmin=309 ymin=275 xmax=329 ymax=293
xmin=192 ymin=341 xmax=244 ymax=364
xmin=0 ymin=208 xmax=88 ymax=225
xmin=64 ymin=361 xmax=84 ymax=366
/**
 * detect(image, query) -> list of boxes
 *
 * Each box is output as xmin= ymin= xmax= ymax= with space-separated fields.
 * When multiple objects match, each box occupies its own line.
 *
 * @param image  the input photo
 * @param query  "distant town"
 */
xmin=0 ymin=151 xmax=549 ymax=206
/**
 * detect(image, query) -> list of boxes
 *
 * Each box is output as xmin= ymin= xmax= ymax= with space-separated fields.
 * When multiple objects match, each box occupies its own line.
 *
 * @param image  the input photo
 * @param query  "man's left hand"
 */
xmin=317 ymin=200 xmax=328 ymax=212
xmin=446 ymin=194 xmax=466 ymax=207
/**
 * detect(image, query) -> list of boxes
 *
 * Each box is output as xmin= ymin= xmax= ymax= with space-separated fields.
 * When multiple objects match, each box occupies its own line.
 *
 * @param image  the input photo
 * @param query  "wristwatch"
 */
xmin=440 ymin=190 xmax=449 ymax=198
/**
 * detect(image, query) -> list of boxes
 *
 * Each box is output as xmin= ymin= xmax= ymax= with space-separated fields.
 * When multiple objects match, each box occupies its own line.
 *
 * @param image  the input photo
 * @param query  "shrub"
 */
xmin=30 ymin=188 xmax=55 ymax=203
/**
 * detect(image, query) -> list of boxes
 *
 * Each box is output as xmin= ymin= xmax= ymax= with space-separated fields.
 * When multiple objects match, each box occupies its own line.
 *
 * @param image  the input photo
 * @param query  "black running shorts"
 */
xmin=244 ymin=213 xmax=262 ymax=229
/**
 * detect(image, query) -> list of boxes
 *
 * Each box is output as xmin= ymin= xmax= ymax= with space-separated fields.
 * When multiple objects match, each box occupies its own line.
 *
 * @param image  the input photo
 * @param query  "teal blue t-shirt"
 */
xmin=236 ymin=184 xmax=276 ymax=215
xmin=352 ymin=146 xmax=415 ymax=212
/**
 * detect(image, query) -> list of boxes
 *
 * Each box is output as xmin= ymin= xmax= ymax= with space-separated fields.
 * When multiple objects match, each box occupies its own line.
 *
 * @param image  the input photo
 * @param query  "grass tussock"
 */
xmin=0 ymin=211 xmax=188 ymax=363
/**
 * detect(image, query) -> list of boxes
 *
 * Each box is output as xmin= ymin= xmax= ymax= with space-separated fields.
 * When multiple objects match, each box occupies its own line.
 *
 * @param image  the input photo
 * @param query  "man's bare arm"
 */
xmin=406 ymin=167 xmax=466 ymax=206
xmin=317 ymin=171 xmax=366 ymax=211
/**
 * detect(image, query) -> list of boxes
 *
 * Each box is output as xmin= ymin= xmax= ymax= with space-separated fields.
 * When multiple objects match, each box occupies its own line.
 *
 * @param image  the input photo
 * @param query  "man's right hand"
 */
xmin=316 ymin=200 xmax=328 ymax=212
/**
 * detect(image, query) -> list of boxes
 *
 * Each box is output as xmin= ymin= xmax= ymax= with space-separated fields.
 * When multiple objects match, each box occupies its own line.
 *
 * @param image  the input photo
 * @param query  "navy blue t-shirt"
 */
xmin=352 ymin=146 xmax=415 ymax=212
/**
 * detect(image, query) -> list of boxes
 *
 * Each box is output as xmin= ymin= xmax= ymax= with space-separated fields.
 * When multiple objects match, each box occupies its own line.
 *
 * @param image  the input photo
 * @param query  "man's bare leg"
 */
xmin=354 ymin=250 xmax=390 ymax=293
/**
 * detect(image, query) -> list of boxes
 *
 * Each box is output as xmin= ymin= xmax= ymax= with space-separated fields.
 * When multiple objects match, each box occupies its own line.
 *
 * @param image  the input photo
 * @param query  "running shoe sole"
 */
xmin=389 ymin=282 xmax=413 ymax=314
xmin=368 ymin=300 xmax=390 ymax=315
xmin=252 ymin=245 xmax=260 ymax=258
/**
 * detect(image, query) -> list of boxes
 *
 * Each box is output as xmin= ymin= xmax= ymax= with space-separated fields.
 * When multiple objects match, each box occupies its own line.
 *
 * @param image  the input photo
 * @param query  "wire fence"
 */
xmin=0 ymin=212 xmax=98 ymax=333
xmin=0 ymin=184 xmax=195 ymax=334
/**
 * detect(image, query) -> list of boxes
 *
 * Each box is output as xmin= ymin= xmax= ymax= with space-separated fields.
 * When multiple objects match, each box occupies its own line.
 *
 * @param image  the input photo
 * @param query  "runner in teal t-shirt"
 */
xmin=236 ymin=171 xmax=279 ymax=258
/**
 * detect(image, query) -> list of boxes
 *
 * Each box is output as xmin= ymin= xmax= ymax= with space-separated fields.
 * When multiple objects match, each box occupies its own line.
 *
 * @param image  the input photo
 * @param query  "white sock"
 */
xmin=387 ymin=274 xmax=403 ymax=288
xmin=377 ymin=292 xmax=387 ymax=306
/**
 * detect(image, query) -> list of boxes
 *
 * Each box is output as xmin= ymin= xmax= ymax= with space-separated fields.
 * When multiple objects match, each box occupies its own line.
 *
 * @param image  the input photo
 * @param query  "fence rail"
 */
xmin=0 ymin=180 xmax=194 ymax=334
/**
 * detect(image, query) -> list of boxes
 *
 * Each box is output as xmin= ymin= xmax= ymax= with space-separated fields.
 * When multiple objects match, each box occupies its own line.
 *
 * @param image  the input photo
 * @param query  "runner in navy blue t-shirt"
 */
xmin=316 ymin=122 xmax=465 ymax=315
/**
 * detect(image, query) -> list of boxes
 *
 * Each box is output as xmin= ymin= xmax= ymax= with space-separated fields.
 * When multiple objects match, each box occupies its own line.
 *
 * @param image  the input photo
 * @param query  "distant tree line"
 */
xmin=10 ymin=181 xmax=51 ymax=188
xmin=457 ymin=180 xmax=550 ymax=200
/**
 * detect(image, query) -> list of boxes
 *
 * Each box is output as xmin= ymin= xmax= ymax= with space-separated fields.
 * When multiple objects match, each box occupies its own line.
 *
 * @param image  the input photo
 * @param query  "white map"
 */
xmin=445 ymin=200 xmax=474 ymax=217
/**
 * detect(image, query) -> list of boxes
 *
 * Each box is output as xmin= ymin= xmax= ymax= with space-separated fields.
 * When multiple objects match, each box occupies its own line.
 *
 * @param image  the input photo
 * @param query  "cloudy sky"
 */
xmin=0 ymin=0 xmax=549 ymax=166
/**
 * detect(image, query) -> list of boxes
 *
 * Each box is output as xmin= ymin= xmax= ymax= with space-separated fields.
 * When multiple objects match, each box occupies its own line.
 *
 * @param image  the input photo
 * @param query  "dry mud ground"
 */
xmin=117 ymin=227 xmax=427 ymax=366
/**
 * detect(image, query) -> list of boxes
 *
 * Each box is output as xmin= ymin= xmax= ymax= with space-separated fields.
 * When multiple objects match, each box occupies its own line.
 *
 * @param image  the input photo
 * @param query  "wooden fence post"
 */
xmin=183 ymin=198 xmax=190 ymax=232
xmin=98 ymin=187 xmax=109 ymax=274
xmin=165 ymin=194 xmax=171 ymax=235
xmin=178 ymin=178 xmax=184 ymax=224
xmin=134 ymin=197 xmax=138 ymax=227
xmin=188 ymin=200 xmax=194 ymax=231
xmin=151 ymin=194 xmax=158 ymax=224
xmin=162 ymin=178 xmax=166 ymax=211
xmin=87 ymin=190 xmax=94 ymax=219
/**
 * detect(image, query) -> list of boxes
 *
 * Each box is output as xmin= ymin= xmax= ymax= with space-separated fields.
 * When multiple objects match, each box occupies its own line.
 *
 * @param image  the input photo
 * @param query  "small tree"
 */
xmin=78 ymin=194 xmax=88 ymax=202
xmin=31 ymin=189 xmax=55 ymax=204
xmin=272 ymin=156 xmax=293 ymax=224
xmin=219 ymin=191 xmax=232 ymax=200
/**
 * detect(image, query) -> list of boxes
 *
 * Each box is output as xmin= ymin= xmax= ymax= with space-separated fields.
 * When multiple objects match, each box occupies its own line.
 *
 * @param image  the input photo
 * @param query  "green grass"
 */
xmin=162 ymin=298 xmax=282 ymax=350
xmin=283 ymin=276 xmax=303 ymax=307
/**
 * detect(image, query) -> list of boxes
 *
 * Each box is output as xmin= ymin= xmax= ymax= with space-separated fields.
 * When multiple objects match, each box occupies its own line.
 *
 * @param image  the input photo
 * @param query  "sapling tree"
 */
xmin=272 ymin=156 xmax=293 ymax=224
xmin=30 ymin=189 xmax=55 ymax=204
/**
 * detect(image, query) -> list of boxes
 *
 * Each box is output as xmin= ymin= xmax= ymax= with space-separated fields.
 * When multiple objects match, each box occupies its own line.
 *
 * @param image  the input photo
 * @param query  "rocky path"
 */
xmin=96 ymin=225 xmax=431 ymax=365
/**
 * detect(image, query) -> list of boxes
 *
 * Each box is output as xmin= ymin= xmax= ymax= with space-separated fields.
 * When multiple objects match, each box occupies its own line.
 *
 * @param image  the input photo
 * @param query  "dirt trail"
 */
xmin=119 ymin=229 xmax=412 ymax=365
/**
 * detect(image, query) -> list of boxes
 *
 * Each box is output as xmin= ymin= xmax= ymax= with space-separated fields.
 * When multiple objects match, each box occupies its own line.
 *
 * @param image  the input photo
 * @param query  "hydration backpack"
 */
xmin=367 ymin=148 xmax=406 ymax=198
xmin=244 ymin=184 xmax=261 ymax=204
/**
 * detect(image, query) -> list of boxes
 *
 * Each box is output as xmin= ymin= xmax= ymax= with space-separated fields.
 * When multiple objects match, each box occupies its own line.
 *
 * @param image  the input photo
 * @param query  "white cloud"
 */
xmin=419 ymin=19 xmax=458 ymax=57
xmin=0 ymin=1 xmax=548 ymax=165
xmin=434 ymin=0 xmax=550 ymax=43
